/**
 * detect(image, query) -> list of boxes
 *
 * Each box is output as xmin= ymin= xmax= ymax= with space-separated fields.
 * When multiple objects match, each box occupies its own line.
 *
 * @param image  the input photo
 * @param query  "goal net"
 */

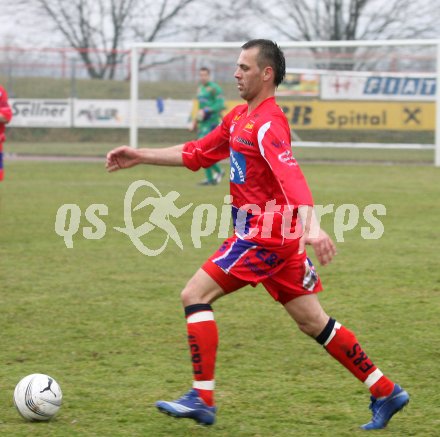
xmin=129 ymin=40 xmax=440 ymax=165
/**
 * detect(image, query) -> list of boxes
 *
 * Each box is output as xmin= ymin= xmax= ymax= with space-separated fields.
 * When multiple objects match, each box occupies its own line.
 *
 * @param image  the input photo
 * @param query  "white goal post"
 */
xmin=129 ymin=39 xmax=440 ymax=166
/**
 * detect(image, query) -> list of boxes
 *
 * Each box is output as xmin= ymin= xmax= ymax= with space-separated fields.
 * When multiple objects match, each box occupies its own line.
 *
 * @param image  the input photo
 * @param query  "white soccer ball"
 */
xmin=13 ymin=373 xmax=62 ymax=421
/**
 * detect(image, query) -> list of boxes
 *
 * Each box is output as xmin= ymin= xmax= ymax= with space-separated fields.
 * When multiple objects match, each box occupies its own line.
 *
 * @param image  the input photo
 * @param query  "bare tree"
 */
xmin=132 ymin=0 xmax=197 ymax=75
xmin=248 ymin=0 xmax=439 ymax=69
xmin=16 ymin=0 xmax=197 ymax=79
xmin=180 ymin=0 xmax=255 ymax=42
xmin=249 ymin=0 xmax=438 ymax=41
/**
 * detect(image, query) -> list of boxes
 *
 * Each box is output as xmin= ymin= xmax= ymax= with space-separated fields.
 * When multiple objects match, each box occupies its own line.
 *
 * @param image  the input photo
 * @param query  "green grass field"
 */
xmin=1 ymin=157 xmax=439 ymax=436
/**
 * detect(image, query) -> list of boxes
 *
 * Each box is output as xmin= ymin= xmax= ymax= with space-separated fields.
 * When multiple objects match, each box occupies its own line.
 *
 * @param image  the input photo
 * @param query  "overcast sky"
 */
xmin=0 ymin=0 xmax=438 ymax=48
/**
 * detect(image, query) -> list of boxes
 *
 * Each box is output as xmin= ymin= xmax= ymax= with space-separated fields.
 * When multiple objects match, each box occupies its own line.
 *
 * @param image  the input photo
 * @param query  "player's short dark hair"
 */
xmin=200 ymin=66 xmax=211 ymax=74
xmin=241 ymin=39 xmax=286 ymax=87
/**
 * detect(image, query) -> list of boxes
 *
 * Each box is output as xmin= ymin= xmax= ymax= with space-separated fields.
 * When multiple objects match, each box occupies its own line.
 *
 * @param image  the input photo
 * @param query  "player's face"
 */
xmin=234 ymin=47 xmax=267 ymax=102
xmin=199 ymin=70 xmax=210 ymax=85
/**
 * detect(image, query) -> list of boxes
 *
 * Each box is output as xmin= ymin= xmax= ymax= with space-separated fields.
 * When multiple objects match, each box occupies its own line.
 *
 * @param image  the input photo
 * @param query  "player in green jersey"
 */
xmin=191 ymin=67 xmax=226 ymax=185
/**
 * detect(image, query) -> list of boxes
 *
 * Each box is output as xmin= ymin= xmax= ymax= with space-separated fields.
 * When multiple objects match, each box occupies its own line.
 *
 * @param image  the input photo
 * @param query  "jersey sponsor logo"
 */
xmin=230 ymin=149 xmax=246 ymax=184
xmin=256 ymin=248 xmax=284 ymax=267
xmin=278 ymin=150 xmax=297 ymax=166
xmin=271 ymin=139 xmax=289 ymax=148
xmin=235 ymin=136 xmax=254 ymax=147
xmin=243 ymin=249 xmax=285 ymax=277
xmin=243 ymin=257 xmax=267 ymax=277
xmin=243 ymin=120 xmax=255 ymax=133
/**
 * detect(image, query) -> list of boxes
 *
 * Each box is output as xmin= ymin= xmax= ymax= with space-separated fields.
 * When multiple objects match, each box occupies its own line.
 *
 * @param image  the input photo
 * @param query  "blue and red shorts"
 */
xmin=202 ymin=234 xmax=323 ymax=305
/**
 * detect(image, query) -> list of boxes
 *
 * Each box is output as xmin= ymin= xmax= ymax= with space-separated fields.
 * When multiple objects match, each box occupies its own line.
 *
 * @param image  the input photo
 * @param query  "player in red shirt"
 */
xmin=0 ymin=85 xmax=13 ymax=181
xmin=106 ymin=39 xmax=408 ymax=430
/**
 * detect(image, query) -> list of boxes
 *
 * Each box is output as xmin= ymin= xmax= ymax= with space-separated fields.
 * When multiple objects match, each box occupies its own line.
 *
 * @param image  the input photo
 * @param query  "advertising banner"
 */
xmin=278 ymin=100 xmax=434 ymax=130
xmin=8 ymin=98 xmax=435 ymax=131
xmin=321 ymin=73 xmax=436 ymax=101
xmin=9 ymin=99 xmax=71 ymax=127
xmin=138 ymin=99 xmax=193 ymax=128
xmin=9 ymin=98 xmax=193 ymax=129
xmin=277 ymin=70 xmax=320 ymax=97
xmin=74 ymin=100 xmax=129 ymax=128
xmin=74 ymin=99 xmax=193 ymax=128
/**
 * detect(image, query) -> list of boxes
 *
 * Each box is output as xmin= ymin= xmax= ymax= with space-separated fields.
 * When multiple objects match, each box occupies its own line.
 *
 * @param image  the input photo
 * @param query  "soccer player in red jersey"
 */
xmin=106 ymin=39 xmax=409 ymax=430
xmin=0 ymin=84 xmax=12 ymax=181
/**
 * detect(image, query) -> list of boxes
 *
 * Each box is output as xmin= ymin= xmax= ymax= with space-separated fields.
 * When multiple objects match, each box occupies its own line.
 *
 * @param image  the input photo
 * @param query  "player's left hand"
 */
xmin=299 ymin=228 xmax=336 ymax=266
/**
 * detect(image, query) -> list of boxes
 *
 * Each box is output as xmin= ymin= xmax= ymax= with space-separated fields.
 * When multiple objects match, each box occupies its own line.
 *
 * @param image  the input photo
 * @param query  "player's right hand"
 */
xmin=106 ymin=146 xmax=141 ymax=172
xmin=301 ymin=228 xmax=337 ymax=266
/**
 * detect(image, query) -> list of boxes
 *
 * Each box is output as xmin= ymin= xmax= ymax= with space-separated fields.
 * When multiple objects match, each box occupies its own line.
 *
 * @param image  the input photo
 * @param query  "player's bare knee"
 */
xmin=289 ymin=306 xmax=329 ymax=337
xmin=296 ymin=312 xmax=329 ymax=337
xmin=296 ymin=320 xmax=317 ymax=337
xmin=180 ymin=268 xmax=225 ymax=306
xmin=180 ymin=276 xmax=211 ymax=306
xmin=180 ymin=284 xmax=199 ymax=306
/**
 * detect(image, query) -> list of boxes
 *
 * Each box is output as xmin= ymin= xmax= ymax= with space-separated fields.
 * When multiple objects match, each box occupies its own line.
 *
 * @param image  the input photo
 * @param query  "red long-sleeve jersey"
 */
xmin=0 ymin=85 xmax=12 ymax=143
xmin=183 ymin=97 xmax=313 ymax=246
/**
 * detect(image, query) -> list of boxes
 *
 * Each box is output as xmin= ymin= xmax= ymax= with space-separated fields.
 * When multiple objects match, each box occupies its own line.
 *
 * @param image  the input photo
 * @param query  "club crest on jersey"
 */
xmin=278 ymin=150 xmax=297 ymax=166
xmin=243 ymin=120 xmax=255 ymax=133
xmin=230 ymin=150 xmax=246 ymax=184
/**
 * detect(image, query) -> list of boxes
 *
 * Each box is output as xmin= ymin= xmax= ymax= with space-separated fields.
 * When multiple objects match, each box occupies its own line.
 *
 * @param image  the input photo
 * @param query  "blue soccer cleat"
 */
xmin=361 ymin=384 xmax=409 ymax=430
xmin=155 ymin=389 xmax=217 ymax=426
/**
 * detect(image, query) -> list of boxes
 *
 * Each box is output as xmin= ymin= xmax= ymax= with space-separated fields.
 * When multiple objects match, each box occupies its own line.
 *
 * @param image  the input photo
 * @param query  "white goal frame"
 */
xmin=129 ymin=39 xmax=440 ymax=166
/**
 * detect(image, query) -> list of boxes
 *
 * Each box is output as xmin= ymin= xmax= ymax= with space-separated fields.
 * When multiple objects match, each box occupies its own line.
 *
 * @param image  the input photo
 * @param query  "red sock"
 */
xmin=316 ymin=318 xmax=394 ymax=398
xmin=185 ymin=304 xmax=218 ymax=406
